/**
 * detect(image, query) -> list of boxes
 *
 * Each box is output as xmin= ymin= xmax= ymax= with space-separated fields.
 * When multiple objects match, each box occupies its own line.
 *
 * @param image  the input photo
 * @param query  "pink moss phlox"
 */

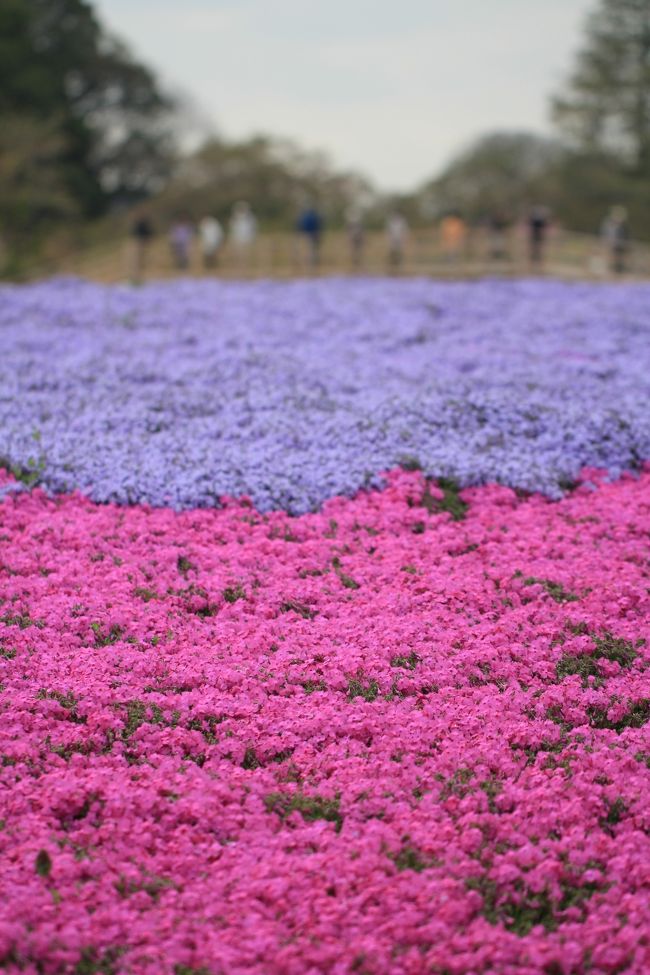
xmin=0 ymin=470 xmax=649 ymax=974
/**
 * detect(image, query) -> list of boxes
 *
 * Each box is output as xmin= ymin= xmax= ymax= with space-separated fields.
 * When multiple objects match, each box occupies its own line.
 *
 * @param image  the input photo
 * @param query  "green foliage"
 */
xmin=91 ymin=622 xmax=125 ymax=647
xmin=588 ymin=699 xmax=650 ymax=731
xmin=390 ymin=651 xmax=420 ymax=670
xmin=223 ymin=584 xmax=246 ymax=604
xmin=176 ymin=555 xmax=196 ymax=576
xmin=522 ymin=576 xmax=579 ymax=603
xmin=399 ymin=455 xmax=423 ymax=471
xmin=115 ymin=872 xmax=175 ymax=902
xmin=35 ymin=849 xmax=52 ymax=878
xmin=133 ymin=586 xmax=158 ymax=602
xmin=38 ymin=688 xmax=86 ymax=724
xmin=557 ymin=652 xmax=602 ymax=684
xmin=241 ymin=747 xmax=260 ymax=770
xmin=186 ymin=714 xmax=222 ymax=744
xmin=600 ymin=796 xmax=628 ymax=831
xmin=438 ymin=768 xmax=475 ymax=801
xmin=0 ymin=453 xmax=46 ymax=486
xmin=466 ymin=872 xmax=602 ymax=935
xmin=339 ymin=572 xmax=360 ymax=590
xmin=388 ymin=845 xmax=430 ymax=872
xmin=591 ymin=631 xmax=639 ymax=666
xmin=347 ymin=676 xmax=380 ymax=702
xmin=331 ymin=557 xmax=360 ymax=590
xmin=279 ymin=599 xmax=317 ymax=619
xmin=556 ymin=631 xmax=638 ymax=684
xmin=122 ymin=701 xmax=147 ymax=739
xmin=264 ymin=791 xmax=343 ymax=832
xmin=73 ymin=948 xmax=123 ymax=975
xmin=420 ymin=479 xmax=468 ymax=521
xmin=480 ymin=777 xmax=502 ymax=812
xmin=0 ymin=611 xmax=44 ymax=629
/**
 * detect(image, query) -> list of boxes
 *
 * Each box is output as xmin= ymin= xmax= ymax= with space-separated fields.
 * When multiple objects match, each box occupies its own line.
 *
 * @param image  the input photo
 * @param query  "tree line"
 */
xmin=1 ymin=0 xmax=649 ymax=274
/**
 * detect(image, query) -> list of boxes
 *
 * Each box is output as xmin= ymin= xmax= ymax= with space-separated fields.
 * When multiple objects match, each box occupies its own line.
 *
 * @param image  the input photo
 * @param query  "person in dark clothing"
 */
xmin=528 ymin=206 xmax=550 ymax=269
xmin=129 ymin=211 xmax=154 ymax=283
xmin=297 ymin=206 xmax=324 ymax=269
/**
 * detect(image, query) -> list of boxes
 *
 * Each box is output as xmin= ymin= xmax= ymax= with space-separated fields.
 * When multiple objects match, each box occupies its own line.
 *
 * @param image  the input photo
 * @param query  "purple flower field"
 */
xmin=1 ymin=277 xmax=649 ymax=511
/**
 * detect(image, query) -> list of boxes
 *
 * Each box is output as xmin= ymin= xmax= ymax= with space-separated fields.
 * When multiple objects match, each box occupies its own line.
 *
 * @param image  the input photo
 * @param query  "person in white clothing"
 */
xmin=199 ymin=216 xmax=224 ymax=270
xmin=345 ymin=205 xmax=365 ymax=270
xmin=229 ymin=201 xmax=257 ymax=271
xmin=386 ymin=211 xmax=408 ymax=271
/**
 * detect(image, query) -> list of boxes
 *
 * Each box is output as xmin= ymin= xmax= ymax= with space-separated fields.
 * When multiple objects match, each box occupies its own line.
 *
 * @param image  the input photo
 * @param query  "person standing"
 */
xmin=129 ymin=210 xmax=154 ymax=283
xmin=440 ymin=212 xmax=467 ymax=263
xmin=527 ymin=206 xmax=550 ymax=269
xmin=297 ymin=205 xmax=324 ymax=270
xmin=345 ymin=205 xmax=365 ymax=270
xmin=169 ymin=216 xmax=193 ymax=271
xmin=229 ymin=201 xmax=257 ymax=272
xmin=386 ymin=211 xmax=408 ymax=271
xmin=199 ymin=215 xmax=224 ymax=270
xmin=601 ymin=206 xmax=629 ymax=275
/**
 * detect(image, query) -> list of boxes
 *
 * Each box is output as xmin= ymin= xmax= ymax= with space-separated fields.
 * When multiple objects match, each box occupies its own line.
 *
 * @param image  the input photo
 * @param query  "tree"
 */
xmin=552 ymin=0 xmax=650 ymax=172
xmin=547 ymin=147 xmax=650 ymax=233
xmin=0 ymin=116 xmax=79 ymax=274
xmin=0 ymin=0 xmax=177 ymax=216
xmin=159 ymin=134 xmax=377 ymax=227
xmin=417 ymin=132 xmax=563 ymax=223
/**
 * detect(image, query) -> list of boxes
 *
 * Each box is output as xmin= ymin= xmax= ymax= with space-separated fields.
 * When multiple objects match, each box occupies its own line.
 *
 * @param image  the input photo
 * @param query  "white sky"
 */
xmin=94 ymin=0 xmax=594 ymax=191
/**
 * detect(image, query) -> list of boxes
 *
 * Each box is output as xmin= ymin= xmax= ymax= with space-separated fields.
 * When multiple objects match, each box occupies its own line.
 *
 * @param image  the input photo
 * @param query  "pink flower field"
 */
xmin=1 ymin=468 xmax=649 ymax=975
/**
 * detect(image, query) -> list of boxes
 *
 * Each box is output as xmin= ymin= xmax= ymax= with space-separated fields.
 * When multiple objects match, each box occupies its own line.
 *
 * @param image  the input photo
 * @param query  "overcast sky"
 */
xmin=94 ymin=0 xmax=594 ymax=191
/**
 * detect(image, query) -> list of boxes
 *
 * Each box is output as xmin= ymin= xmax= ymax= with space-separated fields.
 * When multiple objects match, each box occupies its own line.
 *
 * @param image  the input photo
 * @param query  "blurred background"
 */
xmin=1 ymin=0 xmax=649 ymax=280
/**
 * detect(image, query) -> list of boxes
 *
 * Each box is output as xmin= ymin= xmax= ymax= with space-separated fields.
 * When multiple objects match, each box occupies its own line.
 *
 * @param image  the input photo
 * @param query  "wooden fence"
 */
xmin=32 ymin=225 xmax=650 ymax=282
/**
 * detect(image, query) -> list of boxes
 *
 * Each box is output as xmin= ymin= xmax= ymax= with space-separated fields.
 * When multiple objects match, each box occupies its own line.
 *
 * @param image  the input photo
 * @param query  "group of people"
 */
xmin=487 ymin=205 xmax=630 ymax=274
xmin=377 ymin=208 xmax=552 ymax=272
xmin=129 ymin=202 xmax=257 ymax=281
xmin=168 ymin=201 xmax=257 ymax=272
xmin=129 ymin=201 xmax=633 ymax=282
xmin=485 ymin=206 xmax=552 ymax=269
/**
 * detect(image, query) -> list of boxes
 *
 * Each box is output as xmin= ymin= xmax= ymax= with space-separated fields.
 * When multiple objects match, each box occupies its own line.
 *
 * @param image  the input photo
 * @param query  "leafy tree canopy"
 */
xmin=417 ymin=132 xmax=564 ymax=223
xmin=0 ymin=0 xmax=177 ymax=216
xmin=156 ymin=134 xmax=377 ymax=227
xmin=552 ymin=0 xmax=650 ymax=171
